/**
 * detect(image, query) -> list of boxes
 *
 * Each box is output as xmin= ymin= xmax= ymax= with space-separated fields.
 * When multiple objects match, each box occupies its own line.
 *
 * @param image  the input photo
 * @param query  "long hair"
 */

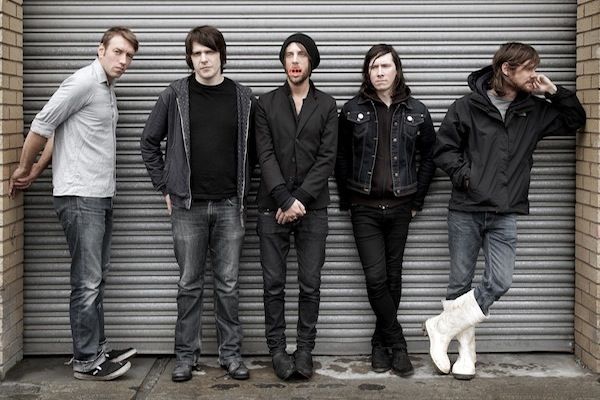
xmin=100 ymin=26 xmax=139 ymax=53
xmin=490 ymin=42 xmax=540 ymax=96
xmin=185 ymin=25 xmax=227 ymax=72
xmin=359 ymin=44 xmax=410 ymax=99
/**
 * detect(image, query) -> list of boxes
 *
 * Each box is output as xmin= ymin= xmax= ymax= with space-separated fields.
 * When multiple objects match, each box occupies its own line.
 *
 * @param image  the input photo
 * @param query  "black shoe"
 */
xmin=221 ymin=360 xmax=250 ymax=380
xmin=392 ymin=349 xmax=414 ymax=377
xmin=272 ymin=351 xmax=295 ymax=380
xmin=293 ymin=349 xmax=313 ymax=379
xmin=105 ymin=348 xmax=137 ymax=363
xmin=371 ymin=345 xmax=392 ymax=373
xmin=171 ymin=362 xmax=193 ymax=382
xmin=73 ymin=360 xmax=130 ymax=381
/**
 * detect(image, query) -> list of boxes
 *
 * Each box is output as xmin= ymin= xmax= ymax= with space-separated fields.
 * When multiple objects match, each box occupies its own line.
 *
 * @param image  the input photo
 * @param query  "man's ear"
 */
xmin=501 ymin=62 xmax=510 ymax=76
xmin=98 ymin=43 xmax=105 ymax=58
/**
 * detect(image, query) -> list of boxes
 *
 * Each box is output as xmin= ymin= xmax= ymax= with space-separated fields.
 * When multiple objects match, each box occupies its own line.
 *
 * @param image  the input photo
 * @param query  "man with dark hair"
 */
xmin=9 ymin=27 xmax=139 ymax=381
xmin=335 ymin=44 xmax=436 ymax=377
xmin=140 ymin=25 xmax=254 ymax=383
xmin=255 ymin=32 xmax=337 ymax=380
xmin=425 ymin=42 xmax=586 ymax=380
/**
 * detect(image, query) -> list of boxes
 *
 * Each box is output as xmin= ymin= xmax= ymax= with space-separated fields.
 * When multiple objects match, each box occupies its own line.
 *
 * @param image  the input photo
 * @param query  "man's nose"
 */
xmin=377 ymin=65 xmax=383 ymax=76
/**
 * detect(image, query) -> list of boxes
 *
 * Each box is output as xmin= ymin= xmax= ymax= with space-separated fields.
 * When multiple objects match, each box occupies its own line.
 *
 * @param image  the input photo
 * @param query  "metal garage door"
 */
xmin=22 ymin=0 xmax=578 ymax=355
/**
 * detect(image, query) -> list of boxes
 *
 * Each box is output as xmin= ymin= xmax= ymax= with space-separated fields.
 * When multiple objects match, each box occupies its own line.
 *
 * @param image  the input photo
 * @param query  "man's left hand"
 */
xmin=532 ymin=74 xmax=557 ymax=95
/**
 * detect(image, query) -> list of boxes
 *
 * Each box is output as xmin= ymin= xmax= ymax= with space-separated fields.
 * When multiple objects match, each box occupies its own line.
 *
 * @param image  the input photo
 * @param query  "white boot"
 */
xmin=442 ymin=300 xmax=477 ymax=380
xmin=423 ymin=289 xmax=485 ymax=374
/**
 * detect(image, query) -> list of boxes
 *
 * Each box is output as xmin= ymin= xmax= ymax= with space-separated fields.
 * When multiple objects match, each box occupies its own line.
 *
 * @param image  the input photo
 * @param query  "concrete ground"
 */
xmin=1 ymin=354 xmax=599 ymax=400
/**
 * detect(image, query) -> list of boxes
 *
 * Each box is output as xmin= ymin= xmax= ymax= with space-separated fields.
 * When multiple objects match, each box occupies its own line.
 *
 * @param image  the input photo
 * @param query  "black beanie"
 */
xmin=279 ymin=33 xmax=320 ymax=71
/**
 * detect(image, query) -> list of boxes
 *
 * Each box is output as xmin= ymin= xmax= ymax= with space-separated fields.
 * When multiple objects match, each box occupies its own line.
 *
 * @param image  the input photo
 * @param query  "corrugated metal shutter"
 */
xmin=22 ymin=1 xmax=578 ymax=355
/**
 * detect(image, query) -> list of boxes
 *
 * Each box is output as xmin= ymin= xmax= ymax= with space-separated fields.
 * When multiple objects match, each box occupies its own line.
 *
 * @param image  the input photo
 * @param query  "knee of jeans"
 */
xmin=263 ymin=279 xmax=285 ymax=298
xmin=299 ymin=281 xmax=321 ymax=299
xmin=178 ymin=274 xmax=204 ymax=292
xmin=366 ymin=281 xmax=387 ymax=299
xmin=70 ymin=284 xmax=100 ymax=308
xmin=214 ymin=272 xmax=239 ymax=294
xmin=494 ymin=277 xmax=512 ymax=298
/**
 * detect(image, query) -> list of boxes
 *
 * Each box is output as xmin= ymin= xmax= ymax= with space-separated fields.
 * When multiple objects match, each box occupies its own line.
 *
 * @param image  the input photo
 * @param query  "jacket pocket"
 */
xmin=346 ymin=110 xmax=372 ymax=137
xmin=403 ymin=113 xmax=425 ymax=139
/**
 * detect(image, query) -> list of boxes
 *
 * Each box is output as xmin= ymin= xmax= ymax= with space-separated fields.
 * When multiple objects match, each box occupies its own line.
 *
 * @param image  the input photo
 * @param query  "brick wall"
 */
xmin=0 ymin=0 xmax=23 ymax=380
xmin=575 ymin=0 xmax=600 ymax=374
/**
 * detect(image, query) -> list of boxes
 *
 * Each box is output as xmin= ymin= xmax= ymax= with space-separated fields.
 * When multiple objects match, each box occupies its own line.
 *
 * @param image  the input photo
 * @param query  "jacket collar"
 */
xmin=283 ymin=79 xmax=317 ymax=98
xmin=357 ymin=93 xmax=413 ymax=110
xmin=469 ymin=65 xmax=535 ymax=112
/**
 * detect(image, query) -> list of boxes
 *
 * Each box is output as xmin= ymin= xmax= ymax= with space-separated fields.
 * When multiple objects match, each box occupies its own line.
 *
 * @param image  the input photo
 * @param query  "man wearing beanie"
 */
xmin=255 ymin=33 xmax=338 ymax=380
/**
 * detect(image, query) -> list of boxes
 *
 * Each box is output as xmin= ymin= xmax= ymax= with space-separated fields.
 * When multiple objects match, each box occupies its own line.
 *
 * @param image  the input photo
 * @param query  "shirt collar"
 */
xmin=91 ymin=58 xmax=111 ymax=86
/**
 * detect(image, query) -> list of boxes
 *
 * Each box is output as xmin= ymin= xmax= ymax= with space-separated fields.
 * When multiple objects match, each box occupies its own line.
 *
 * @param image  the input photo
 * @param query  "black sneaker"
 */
xmin=73 ymin=360 xmax=131 ymax=381
xmin=371 ymin=345 xmax=392 ymax=373
xmin=105 ymin=348 xmax=137 ymax=363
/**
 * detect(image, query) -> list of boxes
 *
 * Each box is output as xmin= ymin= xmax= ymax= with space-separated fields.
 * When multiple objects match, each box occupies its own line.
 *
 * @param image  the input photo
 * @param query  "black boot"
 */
xmin=392 ymin=348 xmax=414 ymax=377
xmin=371 ymin=344 xmax=392 ymax=373
xmin=272 ymin=351 xmax=295 ymax=380
xmin=293 ymin=349 xmax=313 ymax=379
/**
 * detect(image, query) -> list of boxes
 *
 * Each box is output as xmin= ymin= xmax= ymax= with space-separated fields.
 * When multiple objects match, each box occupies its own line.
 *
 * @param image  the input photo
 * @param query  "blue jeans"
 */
xmin=171 ymin=197 xmax=245 ymax=366
xmin=257 ymin=209 xmax=328 ymax=354
xmin=350 ymin=205 xmax=411 ymax=350
xmin=54 ymin=196 xmax=113 ymax=373
xmin=446 ymin=210 xmax=517 ymax=314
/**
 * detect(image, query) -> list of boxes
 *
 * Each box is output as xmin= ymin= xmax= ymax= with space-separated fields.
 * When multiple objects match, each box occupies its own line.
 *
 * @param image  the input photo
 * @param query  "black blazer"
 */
xmin=255 ymin=81 xmax=338 ymax=210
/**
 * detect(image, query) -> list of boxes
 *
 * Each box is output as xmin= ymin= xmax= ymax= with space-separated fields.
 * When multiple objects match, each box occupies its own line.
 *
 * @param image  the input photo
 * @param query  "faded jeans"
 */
xmin=171 ymin=197 xmax=245 ymax=366
xmin=446 ymin=210 xmax=517 ymax=315
xmin=54 ymin=196 xmax=113 ymax=373
xmin=257 ymin=209 xmax=328 ymax=354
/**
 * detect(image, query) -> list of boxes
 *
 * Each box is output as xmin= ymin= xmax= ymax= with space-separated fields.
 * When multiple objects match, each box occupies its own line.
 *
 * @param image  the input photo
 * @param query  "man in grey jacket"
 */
xmin=140 ymin=25 xmax=255 ymax=383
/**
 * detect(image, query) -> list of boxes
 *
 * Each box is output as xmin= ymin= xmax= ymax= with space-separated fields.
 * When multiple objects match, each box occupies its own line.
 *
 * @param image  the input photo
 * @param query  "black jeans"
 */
xmin=351 ymin=205 xmax=411 ymax=350
xmin=257 ymin=209 xmax=328 ymax=354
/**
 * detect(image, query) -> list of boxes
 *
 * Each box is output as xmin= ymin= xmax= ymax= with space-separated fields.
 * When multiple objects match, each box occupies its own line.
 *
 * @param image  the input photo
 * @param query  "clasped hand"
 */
xmin=275 ymin=199 xmax=306 ymax=224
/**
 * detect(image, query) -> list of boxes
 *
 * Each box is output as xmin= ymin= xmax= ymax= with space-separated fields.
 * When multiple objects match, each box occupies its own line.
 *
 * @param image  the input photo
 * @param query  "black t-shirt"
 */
xmin=188 ymin=76 xmax=238 ymax=199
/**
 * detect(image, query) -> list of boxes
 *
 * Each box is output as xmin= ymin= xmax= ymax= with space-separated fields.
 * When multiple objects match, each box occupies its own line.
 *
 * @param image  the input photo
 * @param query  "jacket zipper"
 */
xmin=239 ymin=92 xmax=251 ymax=226
xmin=175 ymin=97 xmax=192 ymax=209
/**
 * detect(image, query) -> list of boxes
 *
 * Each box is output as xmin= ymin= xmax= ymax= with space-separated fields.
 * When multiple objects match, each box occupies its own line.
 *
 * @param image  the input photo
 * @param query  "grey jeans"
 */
xmin=171 ymin=197 xmax=245 ymax=366
xmin=54 ymin=196 xmax=113 ymax=373
xmin=446 ymin=210 xmax=517 ymax=314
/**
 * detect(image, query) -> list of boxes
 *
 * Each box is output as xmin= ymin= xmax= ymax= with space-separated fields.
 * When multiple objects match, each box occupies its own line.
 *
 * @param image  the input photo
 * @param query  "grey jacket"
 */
xmin=140 ymin=75 xmax=255 ymax=214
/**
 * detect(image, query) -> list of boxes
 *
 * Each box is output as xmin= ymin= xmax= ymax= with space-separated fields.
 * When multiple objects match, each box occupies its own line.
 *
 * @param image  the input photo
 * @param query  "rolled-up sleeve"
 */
xmin=30 ymin=73 xmax=93 ymax=138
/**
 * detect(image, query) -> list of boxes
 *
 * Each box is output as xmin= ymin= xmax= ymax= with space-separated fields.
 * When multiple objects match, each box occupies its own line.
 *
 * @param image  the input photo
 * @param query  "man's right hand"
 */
xmin=275 ymin=199 xmax=306 ymax=224
xmin=9 ymin=165 xmax=33 ymax=198
xmin=165 ymin=194 xmax=172 ymax=215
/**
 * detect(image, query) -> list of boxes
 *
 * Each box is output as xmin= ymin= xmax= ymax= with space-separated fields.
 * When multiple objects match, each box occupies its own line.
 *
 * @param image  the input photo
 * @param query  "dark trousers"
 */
xmin=257 ymin=209 xmax=328 ymax=354
xmin=350 ymin=205 xmax=412 ymax=350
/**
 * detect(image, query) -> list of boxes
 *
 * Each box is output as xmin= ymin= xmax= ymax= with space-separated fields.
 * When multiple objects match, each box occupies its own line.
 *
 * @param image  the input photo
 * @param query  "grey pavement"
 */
xmin=1 ymin=353 xmax=600 ymax=400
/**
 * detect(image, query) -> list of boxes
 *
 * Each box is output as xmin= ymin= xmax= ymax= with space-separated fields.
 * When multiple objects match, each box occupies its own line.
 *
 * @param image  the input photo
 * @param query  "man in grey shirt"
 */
xmin=9 ymin=27 xmax=139 ymax=381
